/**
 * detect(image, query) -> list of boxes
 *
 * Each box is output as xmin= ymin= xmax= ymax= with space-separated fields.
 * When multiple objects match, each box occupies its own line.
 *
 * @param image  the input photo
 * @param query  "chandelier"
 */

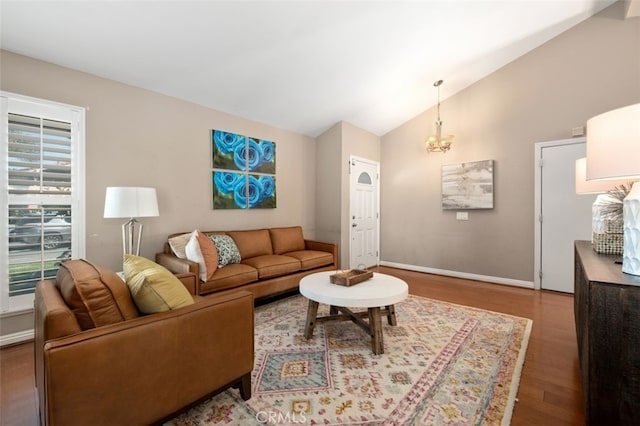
xmin=426 ymin=79 xmax=454 ymax=153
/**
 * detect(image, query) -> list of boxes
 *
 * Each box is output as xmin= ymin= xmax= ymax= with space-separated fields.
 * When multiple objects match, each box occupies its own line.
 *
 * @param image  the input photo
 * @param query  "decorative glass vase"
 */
xmin=593 ymin=194 xmax=620 ymax=233
xmin=592 ymin=194 xmax=623 ymax=254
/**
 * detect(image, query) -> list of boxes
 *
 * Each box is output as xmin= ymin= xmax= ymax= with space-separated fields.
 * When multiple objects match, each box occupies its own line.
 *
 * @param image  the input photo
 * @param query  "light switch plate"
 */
xmin=456 ymin=212 xmax=469 ymax=221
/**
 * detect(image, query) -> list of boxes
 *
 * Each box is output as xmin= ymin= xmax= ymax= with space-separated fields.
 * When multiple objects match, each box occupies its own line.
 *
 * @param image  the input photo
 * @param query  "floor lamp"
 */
xmin=586 ymin=103 xmax=640 ymax=275
xmin=104 ymin=187 xmax=159 ymax=256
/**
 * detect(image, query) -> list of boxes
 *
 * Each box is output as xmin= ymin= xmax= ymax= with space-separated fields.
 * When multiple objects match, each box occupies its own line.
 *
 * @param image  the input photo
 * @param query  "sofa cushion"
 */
xmin=200 ymin=263 xmax=258 ymax=294
xmin=185 ymin=230 xmax=219 ymax=281
xmin=56 ymin=259 xmax=139 ymax=330
xmin=208 ymin=234 xmax=241 ymax=268
xmin=283 ymin=250 xmax=335 ymax=270
xmin=269 ymin=226 xmax=305 ymax=255
xmin=227 ymin=229 xmax=273 ymax=259
xmin=168 ymin=232 xmax=191 ymax=259
xmin=242 ymin=255 xmax=301 ymax=279
xmin=123 ymin=255 xmax=194 ymax=314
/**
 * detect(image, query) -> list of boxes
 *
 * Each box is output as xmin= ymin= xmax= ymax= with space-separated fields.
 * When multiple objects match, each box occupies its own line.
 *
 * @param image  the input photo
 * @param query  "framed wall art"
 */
xmin=441 ymin=160 xmax=494 ymax=210
xmin=211 ymin=129 xmax=277 ymax=209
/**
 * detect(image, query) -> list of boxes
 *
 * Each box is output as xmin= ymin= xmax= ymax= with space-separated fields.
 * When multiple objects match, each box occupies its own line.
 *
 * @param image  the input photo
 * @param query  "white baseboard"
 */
xmin=379 ymin=261 xmax=534 ymax=289
xmin=0 ymin=329 xmax=34 ymax=347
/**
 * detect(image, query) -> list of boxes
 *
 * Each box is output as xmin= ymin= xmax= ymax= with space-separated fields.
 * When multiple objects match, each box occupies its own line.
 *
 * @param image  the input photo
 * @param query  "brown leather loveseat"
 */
xmin=34 ymin=258 xmax=254 ymax=425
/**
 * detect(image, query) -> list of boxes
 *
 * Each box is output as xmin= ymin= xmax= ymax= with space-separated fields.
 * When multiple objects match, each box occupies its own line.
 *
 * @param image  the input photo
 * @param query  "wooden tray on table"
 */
xmin=329 ymin=269 xmax=373 ymax=286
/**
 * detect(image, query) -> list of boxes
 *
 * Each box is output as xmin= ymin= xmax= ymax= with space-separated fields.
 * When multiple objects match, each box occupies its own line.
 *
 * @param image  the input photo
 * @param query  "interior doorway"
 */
xmin=534 ymin=137 xmax=595 ymax=293
xmin=349 ymin=156 xmax=380 ymax=269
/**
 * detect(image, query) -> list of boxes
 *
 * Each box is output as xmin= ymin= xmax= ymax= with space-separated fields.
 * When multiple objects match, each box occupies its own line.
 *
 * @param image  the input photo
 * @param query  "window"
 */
xmin=357 ymin=172 xmax=373 ymax=185
xmin=1 ymin=92 xmax=85 ymax=312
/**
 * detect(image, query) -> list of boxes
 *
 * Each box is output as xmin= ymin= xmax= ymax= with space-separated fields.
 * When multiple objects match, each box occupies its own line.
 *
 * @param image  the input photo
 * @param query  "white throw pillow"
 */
xmin=185 ymin=231 xmax=206 ymax=281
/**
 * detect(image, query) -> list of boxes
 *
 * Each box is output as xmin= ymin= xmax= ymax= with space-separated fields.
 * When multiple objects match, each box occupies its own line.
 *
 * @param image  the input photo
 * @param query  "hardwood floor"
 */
xmin=373 ymin=266 xmax=584 ymax=426
xmin=1 ymin=266 xmax=583 ymax=425
xmin=1 ymin=339 xmax=37 ymax=426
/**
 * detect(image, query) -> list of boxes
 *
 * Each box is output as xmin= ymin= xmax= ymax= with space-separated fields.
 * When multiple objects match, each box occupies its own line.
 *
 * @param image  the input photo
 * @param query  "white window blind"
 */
xmin=1 ymin=92 xmax=85 ymax=312
xmin=8 ymin=113 xmax=72 ymax=194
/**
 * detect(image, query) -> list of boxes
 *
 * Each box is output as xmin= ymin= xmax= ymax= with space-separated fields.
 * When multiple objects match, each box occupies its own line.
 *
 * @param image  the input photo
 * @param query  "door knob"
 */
xmin=352 ymin=223 xmax=357 ymax=228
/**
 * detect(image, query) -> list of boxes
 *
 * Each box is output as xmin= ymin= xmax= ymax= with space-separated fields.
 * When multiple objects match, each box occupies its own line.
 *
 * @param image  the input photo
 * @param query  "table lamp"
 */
xmin=104 ymin=187 xmax=159 ymax=256
xmin=586 ymin=103 xmax=640 ymax=275
xmin=576 ymin=157 xmax=633 ymax=254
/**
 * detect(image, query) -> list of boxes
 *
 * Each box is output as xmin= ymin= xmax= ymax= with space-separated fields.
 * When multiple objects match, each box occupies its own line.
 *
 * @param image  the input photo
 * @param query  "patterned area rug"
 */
xmin=167 ymin=294 xmax=532 ymax=425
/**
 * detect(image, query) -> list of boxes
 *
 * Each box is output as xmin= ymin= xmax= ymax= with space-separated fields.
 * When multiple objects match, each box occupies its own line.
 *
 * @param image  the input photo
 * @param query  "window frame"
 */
xmin=1 ymin=91 xmax=86 ymax=313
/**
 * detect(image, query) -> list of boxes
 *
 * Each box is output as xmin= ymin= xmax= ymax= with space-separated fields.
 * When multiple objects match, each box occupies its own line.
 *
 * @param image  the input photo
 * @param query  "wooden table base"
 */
xmin=303 ymin=299 xmax=398 ymax=355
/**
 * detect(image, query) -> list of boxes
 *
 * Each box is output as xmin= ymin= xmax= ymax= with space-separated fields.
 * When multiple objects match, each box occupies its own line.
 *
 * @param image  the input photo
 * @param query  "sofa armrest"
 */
xmin=34 ymin=279 xmax=83 ymax=422
xmin=305 ymin=239 xmax=338 ymax=265
xmin=35 ymin=280 xmax=82 ymax=341
xmin=175 ymin=272 xmax=198 ymax=295
xmin=156 ymin=252 xmax=199 ymax=276
xmin=40 ymin=290 xmax=254 ymax=426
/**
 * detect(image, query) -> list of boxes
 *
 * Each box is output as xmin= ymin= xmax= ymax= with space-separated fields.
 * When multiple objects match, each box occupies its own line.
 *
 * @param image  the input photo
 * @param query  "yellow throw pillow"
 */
xmin=123 ymin=254 xmax=194 ymax=314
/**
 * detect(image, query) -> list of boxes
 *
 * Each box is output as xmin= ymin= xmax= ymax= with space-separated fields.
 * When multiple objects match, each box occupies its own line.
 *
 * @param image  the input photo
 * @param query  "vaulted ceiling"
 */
xmin=0 ymin=1 xmax=622 ymax=137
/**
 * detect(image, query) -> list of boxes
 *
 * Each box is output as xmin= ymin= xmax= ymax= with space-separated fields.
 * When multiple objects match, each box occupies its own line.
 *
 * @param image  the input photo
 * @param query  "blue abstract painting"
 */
xmin=212 ymin=130 xmax=277 ymax=209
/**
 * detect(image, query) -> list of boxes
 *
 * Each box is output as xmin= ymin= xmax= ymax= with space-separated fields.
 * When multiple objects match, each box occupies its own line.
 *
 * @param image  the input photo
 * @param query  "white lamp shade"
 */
xmin=586 ymin=103 xmax=640 ymax=181
xmin=104 ymin=187 xmax=159 ymax=218
xmin=575 ymin=157 xmax=632 ymax=194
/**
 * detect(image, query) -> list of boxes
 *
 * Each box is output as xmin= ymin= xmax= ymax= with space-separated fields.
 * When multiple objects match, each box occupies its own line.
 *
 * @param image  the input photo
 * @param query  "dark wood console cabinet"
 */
xmin=574 ymin=240 xmax=640 ymax=425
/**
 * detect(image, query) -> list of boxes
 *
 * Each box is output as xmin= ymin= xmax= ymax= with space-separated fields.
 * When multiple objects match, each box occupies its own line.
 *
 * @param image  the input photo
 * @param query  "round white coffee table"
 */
xmin=299 ymin=271 xmax=408 ymax=355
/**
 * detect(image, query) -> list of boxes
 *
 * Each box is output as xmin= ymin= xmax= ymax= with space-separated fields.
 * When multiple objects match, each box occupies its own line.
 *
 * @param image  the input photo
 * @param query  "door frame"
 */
xmin=349 ymin=155 xmax=380 ymax=269
xmin=533 ymin=137 xmax=586 ymax=290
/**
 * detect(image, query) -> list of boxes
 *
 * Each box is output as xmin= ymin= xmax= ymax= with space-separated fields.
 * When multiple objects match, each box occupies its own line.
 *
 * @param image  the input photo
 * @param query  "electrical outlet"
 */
xmin=456 ymin=212 xmax=469 ymax=221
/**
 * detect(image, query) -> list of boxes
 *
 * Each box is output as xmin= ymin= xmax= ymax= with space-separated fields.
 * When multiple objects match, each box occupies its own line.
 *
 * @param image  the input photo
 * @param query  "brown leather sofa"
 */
xmin=34 ymin=259 xmax=254 ymax=426
xmin=156 ymin=226 xmax=338 ymax=300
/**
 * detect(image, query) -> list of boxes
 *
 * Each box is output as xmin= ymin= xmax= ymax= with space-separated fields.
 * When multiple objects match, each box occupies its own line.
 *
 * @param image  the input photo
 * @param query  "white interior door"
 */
xmin=537 ymin=139 xmax=595 ymax=293
xmin=349 ymin=156 xmax=380 ymax=269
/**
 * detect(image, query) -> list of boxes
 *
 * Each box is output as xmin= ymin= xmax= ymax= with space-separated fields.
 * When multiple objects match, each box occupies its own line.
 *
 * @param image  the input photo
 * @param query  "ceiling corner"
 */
xmin=625 ymin=0 xmax=640 ymax=17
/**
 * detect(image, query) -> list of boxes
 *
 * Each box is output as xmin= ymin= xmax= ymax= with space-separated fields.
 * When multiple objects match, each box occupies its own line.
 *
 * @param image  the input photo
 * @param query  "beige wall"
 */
xmin=315 ymin=123 xmax=342 ymax=249
xmin=380 ymin=1 xmax=640 ymax=282
xmin=0 ymin=50 xmax=318 ymax=274
xmin=316 ymin=121 xmax=381 ymax=268
xmin=340 ymin=122 xmax=381 ymax=268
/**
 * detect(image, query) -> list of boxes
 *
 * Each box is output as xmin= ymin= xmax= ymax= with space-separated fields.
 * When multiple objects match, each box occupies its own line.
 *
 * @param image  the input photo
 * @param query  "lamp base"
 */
xmin=622 ymin=183 xmax=640 ymax=276
xmin=122 ymin=217 xmax=144 ymax=257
